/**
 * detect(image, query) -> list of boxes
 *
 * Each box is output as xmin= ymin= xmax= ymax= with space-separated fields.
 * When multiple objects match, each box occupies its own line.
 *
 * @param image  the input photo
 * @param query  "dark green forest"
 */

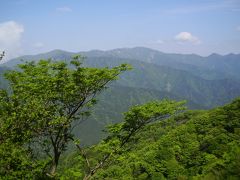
xmin=0 ymin=51 xmax=240 ymax=179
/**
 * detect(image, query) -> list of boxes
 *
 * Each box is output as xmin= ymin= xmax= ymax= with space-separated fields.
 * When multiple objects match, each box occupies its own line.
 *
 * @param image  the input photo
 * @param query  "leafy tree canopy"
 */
xmin=0 ymin=56 xmax=130 ymax=178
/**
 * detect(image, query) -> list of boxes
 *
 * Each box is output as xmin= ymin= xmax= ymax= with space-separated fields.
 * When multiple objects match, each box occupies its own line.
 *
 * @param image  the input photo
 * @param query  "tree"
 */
xmin=0 ymin=51 xmax=5 ymax=61
xmin=0 ymin=55 xmax=130 ymax=178
xmin=78 ymin=100 xmax=186 ymax=179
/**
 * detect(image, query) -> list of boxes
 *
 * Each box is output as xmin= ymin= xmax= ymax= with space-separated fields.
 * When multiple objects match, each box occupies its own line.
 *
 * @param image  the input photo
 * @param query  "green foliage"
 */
xmin=123 ymin=100 xmax=185 ymax=131
xmin=67 ymin=99 xmax=186 ymax=179
xmin=71 ymin=98 xmax=240 ymax=179
xmin=0 ymin=56 xmax=130 ymax=178
xmin=105 ymin=100 xmax=186 ymax=147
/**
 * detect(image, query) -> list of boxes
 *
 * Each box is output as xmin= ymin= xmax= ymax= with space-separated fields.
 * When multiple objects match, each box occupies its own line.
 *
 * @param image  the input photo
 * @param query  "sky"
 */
xmin=0 ymin=0 xmax=240 ymax=61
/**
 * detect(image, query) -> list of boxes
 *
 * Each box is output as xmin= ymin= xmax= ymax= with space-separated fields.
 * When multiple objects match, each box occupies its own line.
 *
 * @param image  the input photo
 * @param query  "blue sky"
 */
xmin=0 ymin=0 xmax=240 ymax=60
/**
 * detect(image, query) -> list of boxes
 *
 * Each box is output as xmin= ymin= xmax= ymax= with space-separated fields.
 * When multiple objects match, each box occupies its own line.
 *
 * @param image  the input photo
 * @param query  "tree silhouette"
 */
xmin=0 ymin=51 xmax=5 ymax=61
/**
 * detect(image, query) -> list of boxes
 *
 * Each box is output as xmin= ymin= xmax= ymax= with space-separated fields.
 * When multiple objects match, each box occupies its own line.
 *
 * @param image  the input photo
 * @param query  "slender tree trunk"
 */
xmin=49 ymin=162 xmax=57 ymax=176
xmin=48 ymin=150 xmax=60 ymax=177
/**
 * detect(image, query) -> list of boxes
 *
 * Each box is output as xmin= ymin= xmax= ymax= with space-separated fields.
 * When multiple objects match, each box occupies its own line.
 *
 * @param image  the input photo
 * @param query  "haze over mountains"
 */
xmin=1 ymin=47 xmax=240 ymax=144
xmin=3 ymin=47 xmax=240 ymax=79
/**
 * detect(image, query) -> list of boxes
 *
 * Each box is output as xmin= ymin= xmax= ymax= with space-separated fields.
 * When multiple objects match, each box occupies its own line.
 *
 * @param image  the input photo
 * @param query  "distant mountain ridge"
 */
xmin=3 ymin=47 xmax=240 ymax=80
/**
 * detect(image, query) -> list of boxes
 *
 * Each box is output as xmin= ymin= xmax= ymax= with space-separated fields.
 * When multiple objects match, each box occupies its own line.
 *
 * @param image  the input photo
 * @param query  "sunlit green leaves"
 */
xmin=89 ymin=98 xmax=240 ymax=179
xmin=123 ymin=100 xmax=186 ymax=132
xmin=0 ymin=56 xmax=130 ymax=178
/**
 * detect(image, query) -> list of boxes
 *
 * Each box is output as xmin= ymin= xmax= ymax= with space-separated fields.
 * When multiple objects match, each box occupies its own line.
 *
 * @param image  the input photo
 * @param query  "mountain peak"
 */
xmin=208 ymin=53 xmax=222 ymax=57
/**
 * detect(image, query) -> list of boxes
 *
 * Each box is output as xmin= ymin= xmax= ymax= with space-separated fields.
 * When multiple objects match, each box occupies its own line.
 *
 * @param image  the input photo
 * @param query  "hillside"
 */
xmin=75 ymin=85 xmax=203 ymax=145
xmin=60 ymin=98 xmax=240 ymax=179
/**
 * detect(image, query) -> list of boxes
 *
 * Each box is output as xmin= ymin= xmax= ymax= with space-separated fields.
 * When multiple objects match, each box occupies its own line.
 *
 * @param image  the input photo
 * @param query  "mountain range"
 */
xmin=1 ymin=47 xmax=240 ymax=144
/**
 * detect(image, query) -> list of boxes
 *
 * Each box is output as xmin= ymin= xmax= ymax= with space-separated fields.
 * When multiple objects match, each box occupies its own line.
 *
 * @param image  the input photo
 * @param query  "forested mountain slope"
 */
xmin=84 ymin=56 xmax=240 ymax=108
xmin=74 ymin=85 xmax=203 ymax=145
xmin=60 ymin=98 xmax=240 ymax=179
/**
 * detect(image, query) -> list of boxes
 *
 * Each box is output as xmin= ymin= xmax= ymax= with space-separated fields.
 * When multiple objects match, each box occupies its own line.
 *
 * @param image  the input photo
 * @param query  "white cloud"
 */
xmin=56 ymin=6 xmax=72 ymax=12
xmin=0 ymin=21 xmax=24 ymax=61
xmin=33 ymin=42 xmax=44 ymax=48
xmin=175 ymin=32 xmax=201 ymax=44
